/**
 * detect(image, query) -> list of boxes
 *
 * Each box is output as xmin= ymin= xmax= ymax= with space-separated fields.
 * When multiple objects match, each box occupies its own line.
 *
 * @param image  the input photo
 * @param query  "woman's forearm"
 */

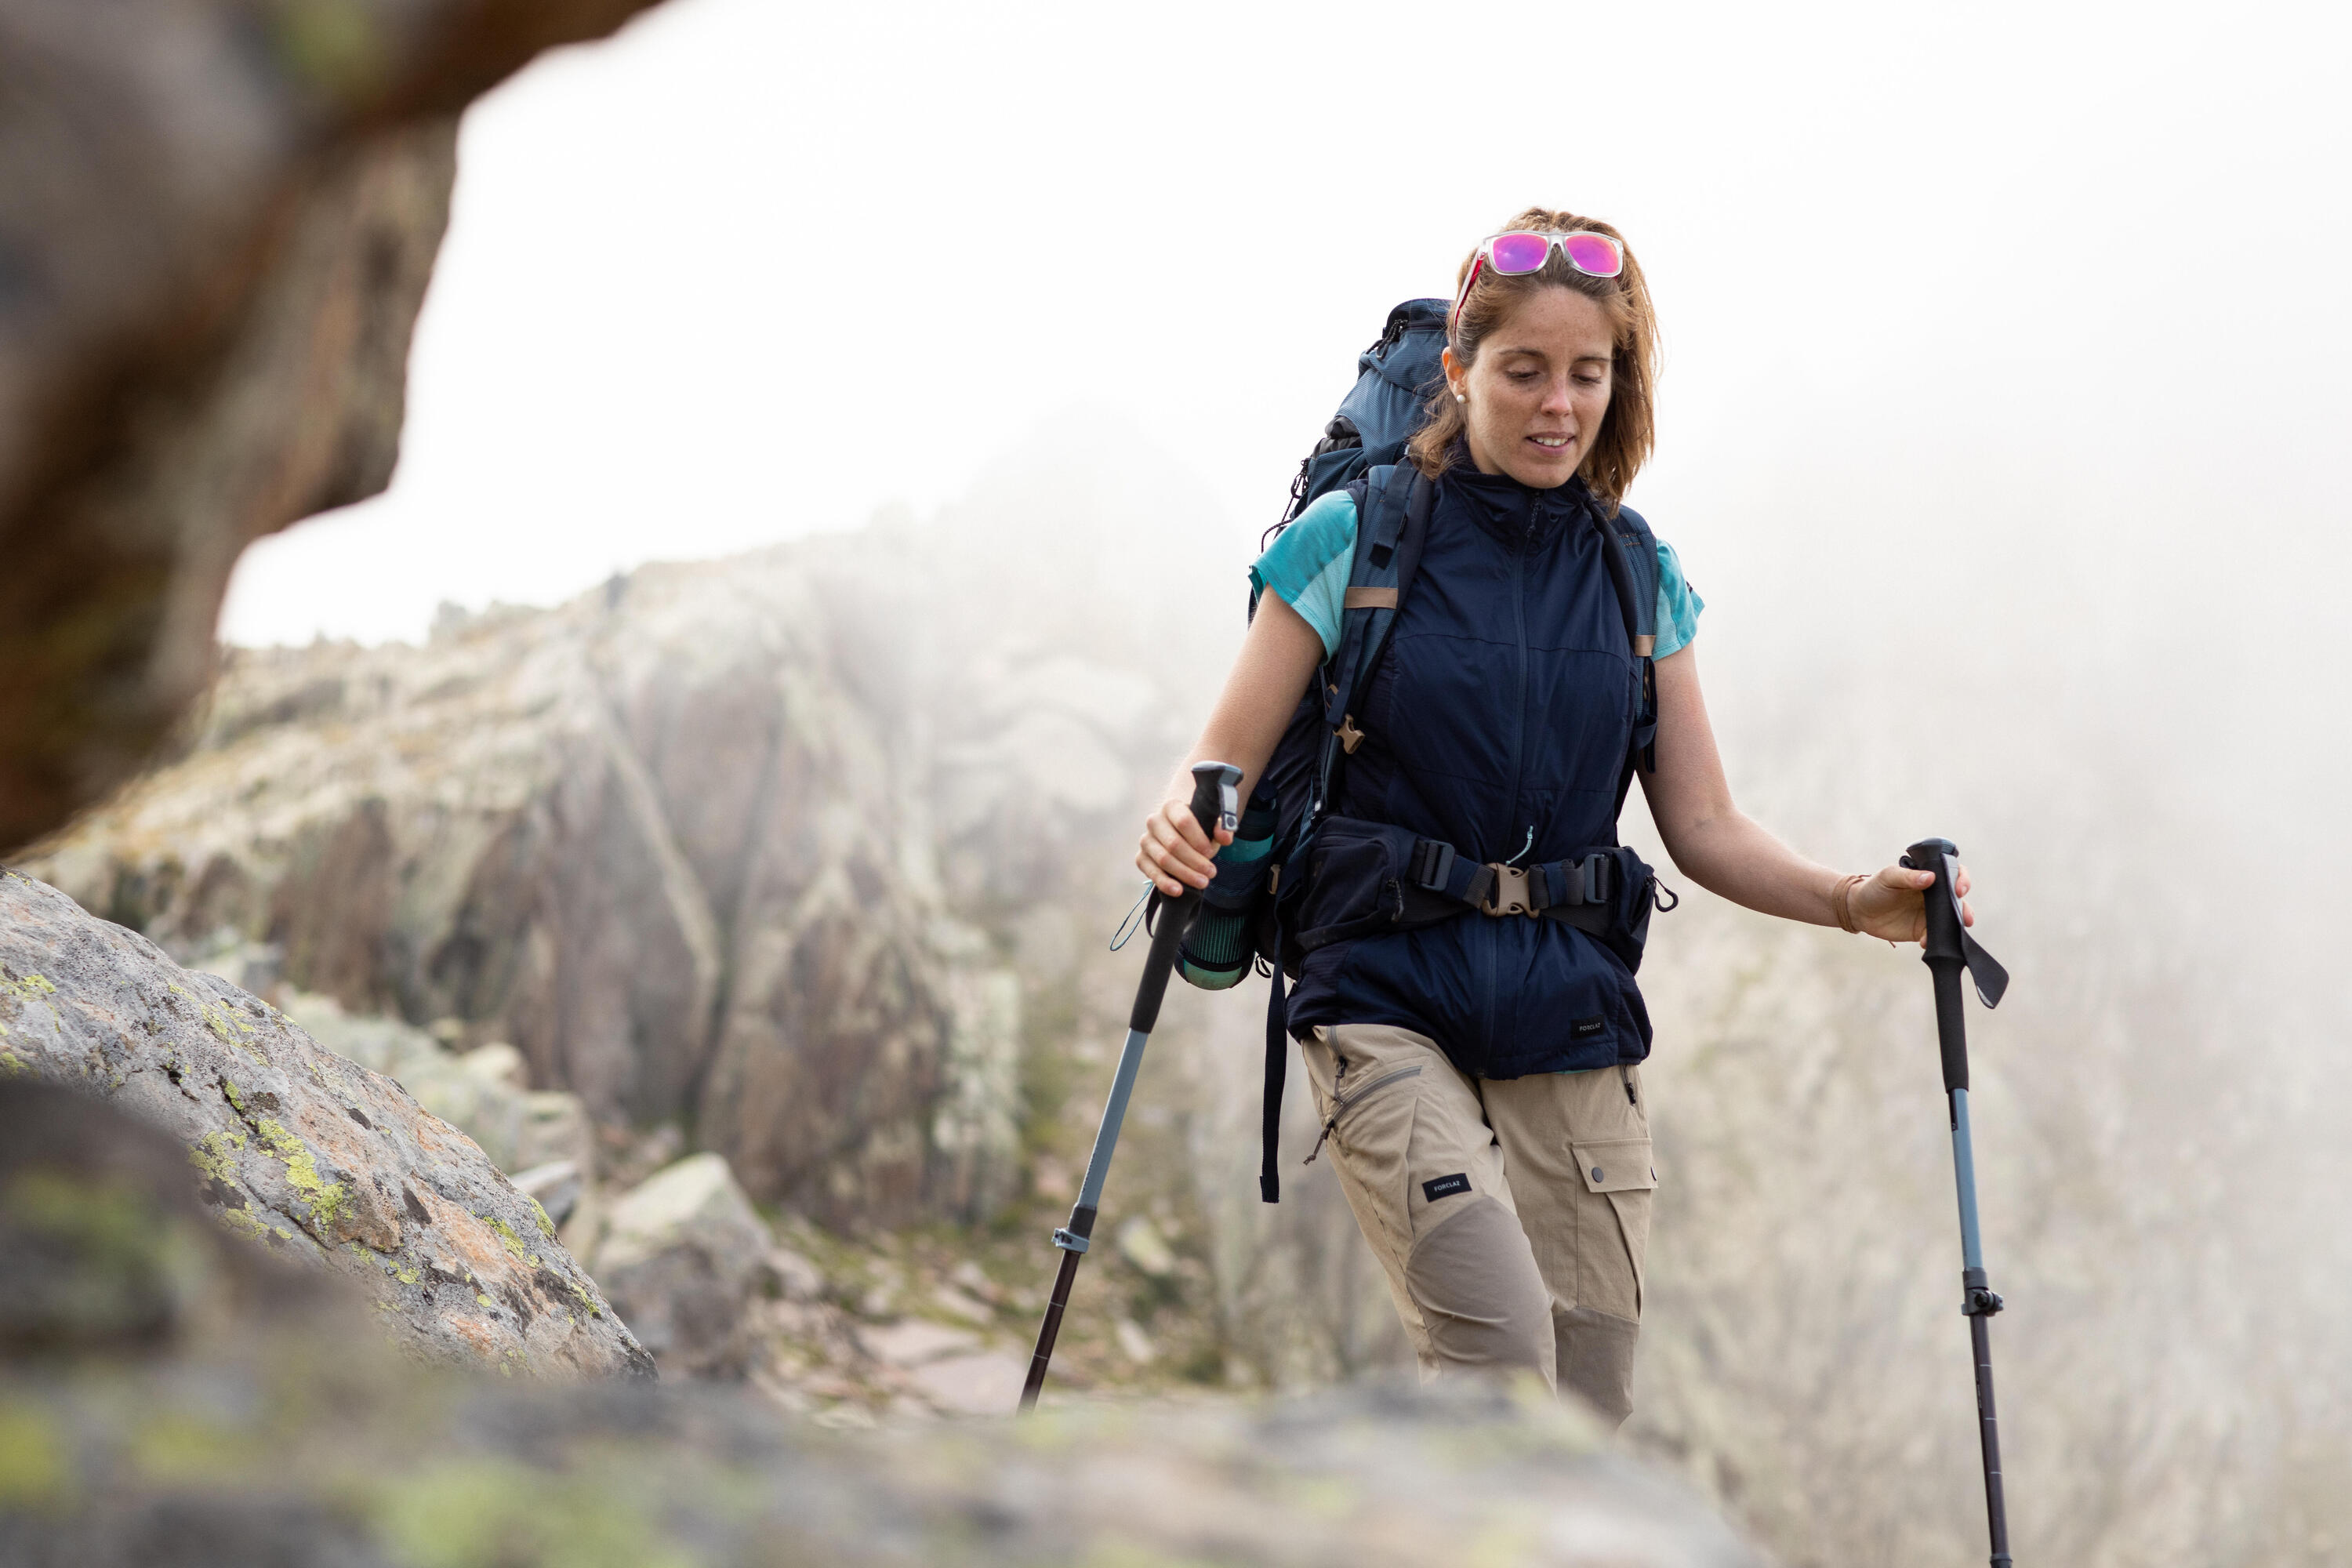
xmin=1137 ymin=593 xmax=1325 ymax=895
xmin=1161 ymin=597 xmax=1324 ymax=809
xmin=1641 ymin=644 xmax=1844 ymax=926
xmin=1665 ymin=808 xmax=1843 ymax=926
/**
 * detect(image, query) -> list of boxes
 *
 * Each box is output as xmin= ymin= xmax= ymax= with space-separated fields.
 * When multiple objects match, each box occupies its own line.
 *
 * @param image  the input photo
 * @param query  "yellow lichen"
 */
xmin=256 ymin=1117 xmax=349 ymax=1233
xmin=475 ymin=1293 xmax=496 ymax=1308
xmin=0 ymin=973 xmax=57 ymax=1004
xmin=478 ymin=1213 xmax=528 ymax=1263
xmin=395 ymin=1264 xmax=422 ymax=1286
xmin=528 ymin=1197 xmax=557 ymax=1240
xmin=188 ymin=1130 xmax=247 ymax=1184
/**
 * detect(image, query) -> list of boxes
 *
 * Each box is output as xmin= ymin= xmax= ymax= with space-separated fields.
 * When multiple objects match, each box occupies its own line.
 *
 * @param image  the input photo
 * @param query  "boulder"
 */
xmin=592 ymin=1151 xmax=771 ymax=1378
xmin=0 ymin=869 xmax=651 ymax=1378
xmin=0 ymin=0 xmax=674 ymax=856
xmin=512 ymin=1160 xmax=585 ymax=1230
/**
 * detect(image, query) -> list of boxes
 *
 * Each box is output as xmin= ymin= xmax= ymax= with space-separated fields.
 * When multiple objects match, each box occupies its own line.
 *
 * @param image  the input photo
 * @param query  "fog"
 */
xmin=205 ymin=0 xmax=2352 ymax=1560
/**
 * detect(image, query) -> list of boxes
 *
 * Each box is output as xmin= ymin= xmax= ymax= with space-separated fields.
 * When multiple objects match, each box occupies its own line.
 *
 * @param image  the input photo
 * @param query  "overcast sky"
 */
xmin=223 ymin=0 xmax=2349 ymax=655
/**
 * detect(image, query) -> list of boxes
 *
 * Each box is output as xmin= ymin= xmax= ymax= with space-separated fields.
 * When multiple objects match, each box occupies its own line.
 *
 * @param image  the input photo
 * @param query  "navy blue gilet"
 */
xmin=1280 ymin=463 xmax=1653 ymax=1078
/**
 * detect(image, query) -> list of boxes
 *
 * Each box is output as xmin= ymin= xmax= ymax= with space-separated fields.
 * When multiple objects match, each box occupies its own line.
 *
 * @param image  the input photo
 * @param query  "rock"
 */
xmin=1115 ymin=1318 xmax=1159 ymax=1366
xmin=592 ymin=1152 xmax=771 ymax=1378
xmin=1117 ymin=1214 xmax=1178 ymax=1277
xmin=760 ymin=1245 xmax=827 ymax=1305
xmin=517 ymin=1089 xmax=598 ymax=1176
xmin=931 ymin=1283 xmax=994 ymax=1326
xmin=0 ymin=0 xmax=673 ymax=855
xmin=0 ymin=1085 xmax=1766 ymax=1568
xmin=459 ymin=1042 xmax=528 ymax=1090
xmin=23 ymin=550 xmax=1054 ymax=1225
xmin=858 ymin=1320 xmax=981 ymax=1370
xmin=283 ymin=992 xmax=596 ymax=1184
xmin=0 ymin=869 xmax=651 ymax=1378
xmin=512 ymin=1161 xmax=584 ymax=1230
xmin=906 ymin=1351 xmax=1026 ymax=1416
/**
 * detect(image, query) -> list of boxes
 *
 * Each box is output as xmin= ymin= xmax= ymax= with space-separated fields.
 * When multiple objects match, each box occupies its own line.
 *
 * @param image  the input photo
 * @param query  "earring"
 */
xmin=1454 ymin=390 xmax=1465 ymax=405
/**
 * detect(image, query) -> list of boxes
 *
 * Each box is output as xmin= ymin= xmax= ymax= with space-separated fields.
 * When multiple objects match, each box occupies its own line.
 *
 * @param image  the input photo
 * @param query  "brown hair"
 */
xmin=1406 ymin=207 xmax=1659 ymax=510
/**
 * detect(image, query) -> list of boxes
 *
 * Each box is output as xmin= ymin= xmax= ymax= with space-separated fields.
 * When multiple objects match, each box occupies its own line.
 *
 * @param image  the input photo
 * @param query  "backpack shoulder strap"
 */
xmin=1321 ymin=465 xmax=1434 ymax=730
xmin=1305 ymin=466 xmax=1434 ymax=824
xmin=1594 ymin=499 xmax=1662 ymax=794
xmin=1593 ymin=500 xmax=1659 ymax=655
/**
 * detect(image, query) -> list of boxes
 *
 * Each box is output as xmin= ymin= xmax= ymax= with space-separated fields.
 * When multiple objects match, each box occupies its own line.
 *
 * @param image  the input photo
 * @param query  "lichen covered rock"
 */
xmin=0 ymin=870 xmax=651 ymax=1378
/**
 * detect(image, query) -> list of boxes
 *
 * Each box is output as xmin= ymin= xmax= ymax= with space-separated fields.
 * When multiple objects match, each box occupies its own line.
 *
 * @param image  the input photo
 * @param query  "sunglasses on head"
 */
xmin=1450 ymin=230 xmax=1626 ymax=328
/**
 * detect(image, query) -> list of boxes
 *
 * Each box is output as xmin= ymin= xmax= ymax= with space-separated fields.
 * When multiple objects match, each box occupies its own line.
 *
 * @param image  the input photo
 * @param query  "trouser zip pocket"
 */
xmin=1305 ymin=1065 xmax=1423 ymax=1165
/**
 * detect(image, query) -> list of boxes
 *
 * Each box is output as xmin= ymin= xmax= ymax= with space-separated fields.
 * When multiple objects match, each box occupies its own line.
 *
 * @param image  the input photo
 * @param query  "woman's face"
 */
xmin=1443 ymin=288 xmax=1616 ymax=489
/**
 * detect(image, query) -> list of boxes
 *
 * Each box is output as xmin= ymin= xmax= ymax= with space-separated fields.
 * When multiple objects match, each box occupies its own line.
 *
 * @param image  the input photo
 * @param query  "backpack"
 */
xmin=1176 ymin=298 xmax=1664 ymax=1202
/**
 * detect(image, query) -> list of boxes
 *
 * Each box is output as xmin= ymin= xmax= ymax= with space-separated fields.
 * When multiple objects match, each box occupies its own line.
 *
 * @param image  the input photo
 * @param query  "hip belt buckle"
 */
xmin=1480 ymin=863 xmax=1533 ymax=917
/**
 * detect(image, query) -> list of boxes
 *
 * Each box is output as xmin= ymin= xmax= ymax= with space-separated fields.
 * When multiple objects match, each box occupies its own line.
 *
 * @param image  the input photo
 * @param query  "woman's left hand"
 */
xmin=1849 ymin=862 xmax=1973 ymax=945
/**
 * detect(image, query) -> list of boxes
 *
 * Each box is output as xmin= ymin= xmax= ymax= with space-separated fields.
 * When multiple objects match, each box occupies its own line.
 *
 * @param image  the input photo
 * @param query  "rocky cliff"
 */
xmin=23 ymin=452 xmax=1233 ymax=1232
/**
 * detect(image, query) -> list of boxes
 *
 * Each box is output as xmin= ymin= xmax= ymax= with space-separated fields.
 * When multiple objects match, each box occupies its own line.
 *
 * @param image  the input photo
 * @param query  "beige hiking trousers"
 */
xmin=1301 ymin=1023 xmax=1656 ymax=1429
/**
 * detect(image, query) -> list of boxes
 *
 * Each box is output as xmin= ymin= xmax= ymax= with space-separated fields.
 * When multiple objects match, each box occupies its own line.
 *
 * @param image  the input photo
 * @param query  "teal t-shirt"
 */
xmin=1250 ymin=488 xmax=1704 ymax=662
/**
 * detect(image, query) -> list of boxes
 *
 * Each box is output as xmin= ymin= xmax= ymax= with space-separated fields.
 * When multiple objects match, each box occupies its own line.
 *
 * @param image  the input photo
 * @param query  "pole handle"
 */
xmin=1125 ymin=763 xmax=1243 ymax=1036
xmin=1904 ymin=838 xmax=1973 ymax=1094
xmin=1903 ymin=837 xmax=2012 ymax=1013
xmin=1190 ymin=761 xmax=1241 ymax=838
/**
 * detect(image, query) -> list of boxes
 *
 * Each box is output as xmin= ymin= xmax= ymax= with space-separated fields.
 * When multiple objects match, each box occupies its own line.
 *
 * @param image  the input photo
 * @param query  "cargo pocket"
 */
xmin=1311 ymin=1063 xmax=1425 ymax=1264
xmin=1571 ymin=1137 xmax=1656 ymax=1316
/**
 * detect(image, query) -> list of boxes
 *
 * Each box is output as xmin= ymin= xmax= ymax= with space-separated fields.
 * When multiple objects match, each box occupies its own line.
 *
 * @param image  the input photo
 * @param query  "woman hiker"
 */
xmin=1134 ymin=207 xmax=1975 ymax=1431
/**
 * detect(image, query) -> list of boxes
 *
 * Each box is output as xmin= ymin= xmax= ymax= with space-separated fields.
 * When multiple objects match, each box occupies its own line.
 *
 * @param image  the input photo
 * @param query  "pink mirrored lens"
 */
xmin=1487 ymin=233 xmax=1552 ymax=274
xmin=1563 ymin=233 xmax=1623 ymax=277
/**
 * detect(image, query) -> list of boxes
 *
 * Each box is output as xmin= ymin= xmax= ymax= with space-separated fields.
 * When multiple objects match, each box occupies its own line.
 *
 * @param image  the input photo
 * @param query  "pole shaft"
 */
xmin=1951 ymin=1088 xmax=1985 ymax=1273
xmin=1019 ymin=763 xmax=1235 ymax=1414
xmin=1973 ymin=1312 xmax=2012 ymax=1566
xmin=1018 ymin=1246 xmax=1085 ymax=1411
xmin=1078 ymin=1029 xmax=1152 ymax=1211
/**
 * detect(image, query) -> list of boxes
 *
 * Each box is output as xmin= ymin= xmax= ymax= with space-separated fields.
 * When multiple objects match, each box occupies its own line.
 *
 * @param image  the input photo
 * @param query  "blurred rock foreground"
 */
xmin=0 ymin=1075 xmax=1762 ymax=1566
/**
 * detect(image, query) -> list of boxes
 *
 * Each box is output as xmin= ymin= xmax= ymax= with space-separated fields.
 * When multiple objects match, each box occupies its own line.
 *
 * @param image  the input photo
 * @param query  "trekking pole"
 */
xmin=1018 ymin=760 xmax=1242 ymax=1413
xmin=1900 ymin=837 xmax=2016 ymax=1568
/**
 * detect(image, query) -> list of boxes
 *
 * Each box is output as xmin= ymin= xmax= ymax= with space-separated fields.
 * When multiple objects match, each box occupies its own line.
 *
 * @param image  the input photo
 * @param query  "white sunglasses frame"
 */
xmin=1450 ymin=230 xmax=1626 ymax=328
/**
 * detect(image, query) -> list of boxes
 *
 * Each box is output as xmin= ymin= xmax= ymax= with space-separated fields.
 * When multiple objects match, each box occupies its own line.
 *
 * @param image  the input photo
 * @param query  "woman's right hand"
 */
xmin=1132 ymin=593 xmax=1323 ymax=898
xmin=1137 ymin=781 xmax=1233 ymax=898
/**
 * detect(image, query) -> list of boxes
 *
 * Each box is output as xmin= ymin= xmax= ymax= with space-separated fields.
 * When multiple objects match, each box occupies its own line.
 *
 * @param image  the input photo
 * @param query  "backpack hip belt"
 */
xmin=1406 ymin=840 xmax=1617 ymax=917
